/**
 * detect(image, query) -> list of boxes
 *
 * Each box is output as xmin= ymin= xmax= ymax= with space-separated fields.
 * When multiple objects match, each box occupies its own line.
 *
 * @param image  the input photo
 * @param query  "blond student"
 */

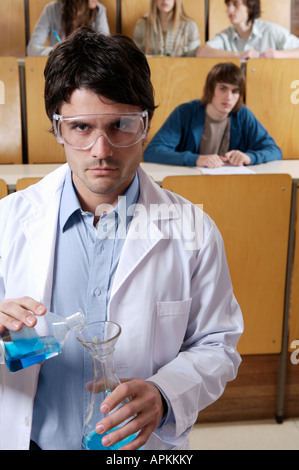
xmin=133 ymin=0 xmax=200 ymax=57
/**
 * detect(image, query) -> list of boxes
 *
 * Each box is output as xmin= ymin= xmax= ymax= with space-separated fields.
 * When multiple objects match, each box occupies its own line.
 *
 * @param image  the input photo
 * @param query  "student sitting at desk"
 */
xmin=27 ymin=0 xmax=110 ymax=56
xmin=143 ymin=62 xmax=282 ymax=168
xmin=196 ymin=0 xmax=299 ymax=60
xmin=133 ymin=0 xmax=200 ymax=57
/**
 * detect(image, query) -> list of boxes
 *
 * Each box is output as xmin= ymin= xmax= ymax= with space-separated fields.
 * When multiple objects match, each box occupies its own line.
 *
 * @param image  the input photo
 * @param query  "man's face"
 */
xmin=226 ymin=0 xmax=249 ymax=26
xmin=210 ymin=82 xmax=240 ymax=117
xmin=59 ymin=88 xmax=147 ymax=208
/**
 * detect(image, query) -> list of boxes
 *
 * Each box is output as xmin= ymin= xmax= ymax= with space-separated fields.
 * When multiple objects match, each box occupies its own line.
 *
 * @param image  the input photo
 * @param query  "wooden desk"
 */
xmin=0 ymin=163 xmax=62 ymax=193
xmin=2 ymin=160 xmax=299 ymax=192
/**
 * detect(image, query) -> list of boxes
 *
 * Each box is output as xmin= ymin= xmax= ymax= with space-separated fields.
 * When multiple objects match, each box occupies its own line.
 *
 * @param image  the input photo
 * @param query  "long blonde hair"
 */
xmin=144 ymin=0 xmax=191 ymax=53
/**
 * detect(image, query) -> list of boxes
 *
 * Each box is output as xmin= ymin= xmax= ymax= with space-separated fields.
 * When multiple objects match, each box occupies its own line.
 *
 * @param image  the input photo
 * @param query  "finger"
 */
xmin=0 ymin=297 xmax=46 ymax=330
xmin=100 ymin=381 xmax=134 ymax=415
xmin=99 ymin=414 xmax=141 ymax=449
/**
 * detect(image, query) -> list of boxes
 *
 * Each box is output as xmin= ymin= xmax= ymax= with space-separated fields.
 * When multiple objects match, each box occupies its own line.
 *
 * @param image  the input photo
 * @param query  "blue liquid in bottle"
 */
xmin=4 ymin=336 xmax=60 ymax=372
xmin=83 ymin=429 xmax=138 ymax=450
xmin=0 ymin=310 xmax=85 ymax=373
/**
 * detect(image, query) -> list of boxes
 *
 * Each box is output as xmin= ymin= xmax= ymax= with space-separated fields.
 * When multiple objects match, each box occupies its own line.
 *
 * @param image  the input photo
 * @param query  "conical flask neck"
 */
xmin=76 ymin=321 xmax=121 ymax=359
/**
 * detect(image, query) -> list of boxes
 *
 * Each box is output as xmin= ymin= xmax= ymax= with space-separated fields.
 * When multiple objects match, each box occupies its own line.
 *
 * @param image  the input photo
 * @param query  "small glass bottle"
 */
xmin=77 ymin=321 xmax=139 ymax=450
xmin=0 ymin=310 xmax=86 ymax=373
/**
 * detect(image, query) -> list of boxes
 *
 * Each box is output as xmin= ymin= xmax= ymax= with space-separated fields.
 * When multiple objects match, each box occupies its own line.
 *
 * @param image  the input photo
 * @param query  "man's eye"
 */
xmin=70 ymin=122 xmax=90 ymax=132
xmin=113 ymin=119 xmax=130 ymax=131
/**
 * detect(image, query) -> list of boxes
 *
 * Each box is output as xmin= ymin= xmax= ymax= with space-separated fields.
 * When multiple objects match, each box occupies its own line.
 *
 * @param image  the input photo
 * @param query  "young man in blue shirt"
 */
xmin=144 ymin=62 xmax=282 ymax=168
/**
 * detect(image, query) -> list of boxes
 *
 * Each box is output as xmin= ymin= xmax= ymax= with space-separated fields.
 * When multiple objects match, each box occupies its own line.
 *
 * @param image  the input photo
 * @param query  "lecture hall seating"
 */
xmin=162 ymin=174 xmax=293 ymax=356
xmin=25 ymin=56 xmax=65 ymax=164
xmin=208 ymin=0 xmax=292 ymax=40
xmin=289 ymin=183 xmax=299 ymax=350
xmin=0 ymin=0 xmax=26 ymax=57
xmin=16 ymin=177 xmax=42 ymax=191
xmin=246 ymin=59 xmax=299 ymax=159
xmin=0 ymin=179 xmax=8 ymax=199
xmin=0 ymin=57 xmax=23 ymax=164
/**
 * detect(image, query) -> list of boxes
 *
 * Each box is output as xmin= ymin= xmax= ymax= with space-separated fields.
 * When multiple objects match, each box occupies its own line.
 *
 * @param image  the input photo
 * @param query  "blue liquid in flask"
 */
xmin=83 ymin=429 xmax=138 ymax=450
xmin=4 ymin=336 xmax=60 ymax=372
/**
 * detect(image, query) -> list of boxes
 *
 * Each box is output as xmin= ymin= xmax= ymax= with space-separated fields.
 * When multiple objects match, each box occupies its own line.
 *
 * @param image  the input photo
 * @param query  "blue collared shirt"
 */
xmin=31 ymin=169 xmax=139 ymax=450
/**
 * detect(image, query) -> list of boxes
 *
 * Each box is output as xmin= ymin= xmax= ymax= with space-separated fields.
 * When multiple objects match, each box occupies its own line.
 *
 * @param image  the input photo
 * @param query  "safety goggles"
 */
xmin=53 ymin=110 xmax=148 ymax=149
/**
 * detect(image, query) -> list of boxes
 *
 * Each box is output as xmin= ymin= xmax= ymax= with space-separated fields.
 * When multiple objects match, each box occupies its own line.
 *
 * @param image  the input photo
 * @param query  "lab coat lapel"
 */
xmin=19 ymin=165 xmax=68 ymax=308
xmin=110 ymin=211 xmax=163 ymax=298
xmin=110 ymin=166 xmax=179 ymax=300
xmin=20 ymin=194 xmax=60 ymax=308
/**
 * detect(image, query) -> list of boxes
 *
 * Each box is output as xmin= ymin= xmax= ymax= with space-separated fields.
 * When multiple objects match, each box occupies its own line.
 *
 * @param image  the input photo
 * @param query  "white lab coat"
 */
xmin=0 ymin=164 xmax=243 ymax=450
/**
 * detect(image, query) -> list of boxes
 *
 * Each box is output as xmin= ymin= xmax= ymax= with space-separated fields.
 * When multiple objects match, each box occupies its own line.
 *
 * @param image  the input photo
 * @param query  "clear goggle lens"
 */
xmin=53 ymin=111 xmax=148 ymax=149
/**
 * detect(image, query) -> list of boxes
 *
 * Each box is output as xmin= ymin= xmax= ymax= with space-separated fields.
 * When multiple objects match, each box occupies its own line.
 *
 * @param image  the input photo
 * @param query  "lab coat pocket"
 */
xmin=154 ymin=299 xmax=192 ymax=367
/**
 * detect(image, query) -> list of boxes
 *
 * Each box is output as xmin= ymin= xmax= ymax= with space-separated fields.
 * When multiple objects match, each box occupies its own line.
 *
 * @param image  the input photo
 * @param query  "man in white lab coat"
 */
xmin=0 ymin=29 xmax=243 ymax=450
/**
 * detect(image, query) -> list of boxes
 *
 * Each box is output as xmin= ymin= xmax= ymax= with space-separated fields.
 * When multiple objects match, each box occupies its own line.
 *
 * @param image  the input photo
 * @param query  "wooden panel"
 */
xmin=289 ymin=184 xmax=299 ymax=350
xmin=0 ymin=0 xmax=26 ymax=57
xmin=16 ymin=177 xmax=42 ymax=191
xmin=0 ymin=179 xmax=8 ymax=199
xmin=0 ymin=57 xmax=22 ymax=164
xmin=162 ymin=174 xmax=292 ymax=355
xmin=121 ymin=0 xmax=205 ymax=43
xmin=197 ymin=355 xmax=281 ymax=422
xmin=100 ymin=0 xmax=117 ymax=34
xmin=147 ymin=57 xmax=241 ymax=146
xmin=209 ymin=0 xmax=292 ymax=39
xmin=246 ymin=59 xmax=299 ymax=159
xmin=28 ymin=0 xmax=49 ymax=37
xmin=25 ymin=57 xmax=66 ymax=164
xmin=197 ymin=353 xmax=299 ymax=423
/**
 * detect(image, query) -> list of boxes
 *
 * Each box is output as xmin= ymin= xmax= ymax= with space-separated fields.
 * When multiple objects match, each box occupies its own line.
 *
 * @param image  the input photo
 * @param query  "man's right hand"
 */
xmin=196 ymin=154 xmax=225 ymax=168
xmin=0 ymin=297 xmax=46 ymax=333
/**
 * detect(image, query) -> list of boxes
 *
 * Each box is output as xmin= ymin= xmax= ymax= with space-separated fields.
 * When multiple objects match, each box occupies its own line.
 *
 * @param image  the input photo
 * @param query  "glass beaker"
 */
xmin=77 ymin=321 xmax=138 ymax=450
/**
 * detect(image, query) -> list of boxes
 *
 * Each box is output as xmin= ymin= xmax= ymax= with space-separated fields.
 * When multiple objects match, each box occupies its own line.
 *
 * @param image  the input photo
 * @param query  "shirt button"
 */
xmin=93 ymin=288 xmax=102 ymax=296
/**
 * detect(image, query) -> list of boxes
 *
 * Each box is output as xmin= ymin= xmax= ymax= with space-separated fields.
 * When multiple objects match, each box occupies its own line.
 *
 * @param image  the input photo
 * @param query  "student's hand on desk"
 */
xmin=239 ymin=48 xmax=260 ymax=60
xmin=260 ymin=48 xmax=281 ymax=59
xmin=196 ymin=154 xmax=225 ymax=168
xmin=95 ymin=378 xmax=165 ymax=450
xmin=0 ymin=297 xmax=46 ymax=333
xmin=224 ymin=150 xmax=251 ymax=166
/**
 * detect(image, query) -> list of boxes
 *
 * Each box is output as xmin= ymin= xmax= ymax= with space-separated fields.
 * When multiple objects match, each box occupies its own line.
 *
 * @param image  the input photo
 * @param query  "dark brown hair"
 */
xmin=225 ymin=0 xmax=261 ymax=24
xmin=44 ymin=28 xmax=156 ymax=123
xmin=60 ymin=0 xmax=98 ymax=37
xmin=201 ymin=62 xmax=245 ymax=113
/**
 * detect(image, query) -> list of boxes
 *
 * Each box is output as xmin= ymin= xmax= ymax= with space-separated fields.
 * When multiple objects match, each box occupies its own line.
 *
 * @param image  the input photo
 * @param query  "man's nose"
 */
xmin=90 ymin=132 xmax=113 ymax=157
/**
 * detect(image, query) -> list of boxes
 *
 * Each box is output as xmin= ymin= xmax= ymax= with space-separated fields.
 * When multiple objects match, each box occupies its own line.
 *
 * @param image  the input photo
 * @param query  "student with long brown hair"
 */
xmin=27 ymin=0 xmax=110 ymax=56
xmin=144 ymin=62 xmax=282 ymax=167
xmin=133 ymin=0 xmax=200 ymax=57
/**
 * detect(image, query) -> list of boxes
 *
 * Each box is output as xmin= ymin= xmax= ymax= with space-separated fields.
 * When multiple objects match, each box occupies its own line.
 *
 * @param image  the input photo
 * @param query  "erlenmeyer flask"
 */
xmin=0 ymin=310 xmax=86 ymax=373
xmin=77 ymin=321 xmax=138 ymax=450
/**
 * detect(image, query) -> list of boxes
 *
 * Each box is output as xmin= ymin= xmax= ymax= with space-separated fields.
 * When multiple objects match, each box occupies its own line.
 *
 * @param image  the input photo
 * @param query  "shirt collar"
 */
xmin=59 ymin=167 xmax=140 ymax=232
xmin=59 ymin=168 xmax=81 ymax=232
xmin=231 ymin=19 xmax=262 ymax=41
